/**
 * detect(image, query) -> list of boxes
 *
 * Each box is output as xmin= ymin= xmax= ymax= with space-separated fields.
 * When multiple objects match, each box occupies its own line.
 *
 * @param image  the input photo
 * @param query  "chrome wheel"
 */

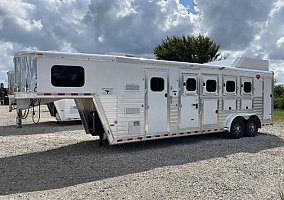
xmin=229 ymin=118 xmax=244 ymax=139
xmin=246 ymin=118 xmax=258 ymax=137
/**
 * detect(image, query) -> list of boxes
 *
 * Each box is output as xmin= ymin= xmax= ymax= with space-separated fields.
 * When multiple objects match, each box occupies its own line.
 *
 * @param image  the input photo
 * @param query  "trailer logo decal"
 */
xmin=102 ymin=88 xmax=113 ymax=95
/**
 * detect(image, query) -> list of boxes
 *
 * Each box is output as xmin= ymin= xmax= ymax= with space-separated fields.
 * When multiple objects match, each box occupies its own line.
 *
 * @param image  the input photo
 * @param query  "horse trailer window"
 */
xmin=51 ymin=65 xmax=85 ymax=87
xmin=244 ymin=82 xmax=252 ymax=93
xmin=151 ymin=77 xmax=164 ymax=92
xmin=186 ymin=78 xmax=196 ymax=91
xmin=226 ymin=81 xmax=235 ymax=93
xmin=206 ymin=79 xmax=217 ymax=92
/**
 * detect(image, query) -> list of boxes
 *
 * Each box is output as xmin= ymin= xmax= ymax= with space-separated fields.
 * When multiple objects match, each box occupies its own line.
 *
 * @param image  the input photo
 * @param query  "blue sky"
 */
xmin=180 ymin=0 xmax=196 ymax=13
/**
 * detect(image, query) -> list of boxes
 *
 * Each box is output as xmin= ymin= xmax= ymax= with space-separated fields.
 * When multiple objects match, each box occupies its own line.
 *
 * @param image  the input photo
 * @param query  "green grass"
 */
xmin=274 ymin=109 xmax=284 ymax=122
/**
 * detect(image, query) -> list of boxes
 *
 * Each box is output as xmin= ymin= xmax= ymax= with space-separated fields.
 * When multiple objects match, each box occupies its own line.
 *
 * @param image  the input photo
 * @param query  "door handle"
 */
xmin=165 ymin=93 xmax=167 ymax=98
xmin=193 ymin=103 xmax=198 ymax=109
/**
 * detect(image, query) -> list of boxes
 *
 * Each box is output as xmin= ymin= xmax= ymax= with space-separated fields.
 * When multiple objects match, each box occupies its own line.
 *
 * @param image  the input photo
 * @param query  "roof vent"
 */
xmin=232 ymin=57 xmax=269 ymax=71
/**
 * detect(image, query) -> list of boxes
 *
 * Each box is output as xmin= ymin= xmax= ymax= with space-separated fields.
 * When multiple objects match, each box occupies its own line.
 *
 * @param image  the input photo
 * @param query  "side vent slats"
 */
xmin=125 ymin=84 xmax=140 ymax=91
xmin=125 ymin=108 xmax=140 ymax=114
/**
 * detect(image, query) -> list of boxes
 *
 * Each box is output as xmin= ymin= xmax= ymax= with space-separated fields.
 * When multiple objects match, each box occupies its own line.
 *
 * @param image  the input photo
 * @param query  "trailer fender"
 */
xmin=223 ymin=114 xmax=255 ymax=132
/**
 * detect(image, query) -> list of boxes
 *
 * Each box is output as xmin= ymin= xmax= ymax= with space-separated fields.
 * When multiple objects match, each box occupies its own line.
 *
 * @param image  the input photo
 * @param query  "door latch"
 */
xmin=192 ymin=103 xmax=198 ymax=109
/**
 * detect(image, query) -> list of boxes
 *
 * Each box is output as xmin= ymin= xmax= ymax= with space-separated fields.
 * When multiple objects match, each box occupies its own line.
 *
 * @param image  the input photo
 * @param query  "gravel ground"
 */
xmin=0 ymin=105 xmax=283 ymax=200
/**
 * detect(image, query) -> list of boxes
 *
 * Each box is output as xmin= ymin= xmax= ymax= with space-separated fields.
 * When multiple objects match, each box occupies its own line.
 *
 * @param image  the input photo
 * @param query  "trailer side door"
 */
xmin=146 ymin=70 xmax=169 ymax=134
xmin=180 ymin=74 xmax=199 ymax=129
xmin=202 ymin=75 xmax=219 ymax=126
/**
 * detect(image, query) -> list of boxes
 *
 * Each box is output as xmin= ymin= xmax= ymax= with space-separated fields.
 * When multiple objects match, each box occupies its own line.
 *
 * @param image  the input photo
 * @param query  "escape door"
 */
xmin=146 ymin=70 xmax=168 ymax=134
xmin=180 ymin=74 xmax=199 ymax=129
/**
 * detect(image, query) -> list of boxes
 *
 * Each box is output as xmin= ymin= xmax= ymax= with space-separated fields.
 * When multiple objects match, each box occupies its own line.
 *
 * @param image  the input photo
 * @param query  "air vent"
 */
xmin=125 ymin=84 xmax=140 ymax=91
xmin=125 ymin=108 xmax=140 ymax=114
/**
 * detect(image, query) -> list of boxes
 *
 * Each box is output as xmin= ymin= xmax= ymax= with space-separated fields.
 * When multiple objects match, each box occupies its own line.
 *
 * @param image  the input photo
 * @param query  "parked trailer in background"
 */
xmin=8 ymin=69 xmax=80 ymax=122
xmin=7 ymin=70 xmax=16 ymax=111
xmin=12 ymin=51 xmax=273 ymax=145
xmin=47 ymin=99 xmax=80 ymax=122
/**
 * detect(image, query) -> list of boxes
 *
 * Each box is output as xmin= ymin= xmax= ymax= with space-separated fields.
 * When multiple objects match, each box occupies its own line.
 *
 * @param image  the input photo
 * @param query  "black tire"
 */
xmin=245 ymin=118 xmax=258 ymax=137
xmin=229 ymin=118 xmax=245 ymax=139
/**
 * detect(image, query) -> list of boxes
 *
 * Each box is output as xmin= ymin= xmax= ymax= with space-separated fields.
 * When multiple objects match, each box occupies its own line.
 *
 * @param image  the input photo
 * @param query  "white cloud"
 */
xmin=255 ymin=0 xmax=284 ymax=60
xmin=0 ymin=0 xmax=283 ymax=86
xmin=0 ymin=0 xmax=35 ymax=18
xmin=81 ymin=0 xmax=196 ymax=54
xmin=0 ymin=42 xmax=14 ymax=84
xmin=0 ymin=0 xmax=197 ymax=84
xmin=194 ymin=0 xmax=272 ymax=50
xmin=276 ymin=37 xmax=284 ymax=48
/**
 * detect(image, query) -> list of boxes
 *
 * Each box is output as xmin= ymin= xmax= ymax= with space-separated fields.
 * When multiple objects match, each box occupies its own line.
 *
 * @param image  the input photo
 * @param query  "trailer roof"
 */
xmin=14 ymin=51 xmax=271 ymax=72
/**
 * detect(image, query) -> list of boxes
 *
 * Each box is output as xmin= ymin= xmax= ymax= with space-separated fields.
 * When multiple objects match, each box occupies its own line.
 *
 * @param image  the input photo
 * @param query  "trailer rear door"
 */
xmin=263 ymin=78 xmax=272 ymax=121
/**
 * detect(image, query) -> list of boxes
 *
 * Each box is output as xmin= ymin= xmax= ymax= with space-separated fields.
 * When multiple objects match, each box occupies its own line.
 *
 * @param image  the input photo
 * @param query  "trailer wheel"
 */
xmin=245 ymin=118 xmax=258 ymax=137
xmin=229 ymin=118 xmax=244 ymax=139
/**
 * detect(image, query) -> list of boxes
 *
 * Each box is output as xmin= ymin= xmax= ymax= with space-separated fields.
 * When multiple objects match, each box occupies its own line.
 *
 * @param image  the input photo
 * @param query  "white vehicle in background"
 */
xmin=47 ymin=99 xmax=80 ymax=122
xmin=12 ymin=51 xmax=273 ymax=145
xmin=7 ymin=69 xmax=80 ymax=122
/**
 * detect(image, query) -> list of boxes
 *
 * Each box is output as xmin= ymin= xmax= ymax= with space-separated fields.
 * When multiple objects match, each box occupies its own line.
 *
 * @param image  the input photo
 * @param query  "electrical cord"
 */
xmin=21 ymin=108 xmax=30 ymax=119
xmin=31 ymin=99 xmax=41 ymax=124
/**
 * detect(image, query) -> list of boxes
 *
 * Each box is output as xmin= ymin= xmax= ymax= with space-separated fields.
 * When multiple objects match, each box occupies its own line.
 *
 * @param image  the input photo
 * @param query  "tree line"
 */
xmin=274 ymin=82 xmax=284 ymax=110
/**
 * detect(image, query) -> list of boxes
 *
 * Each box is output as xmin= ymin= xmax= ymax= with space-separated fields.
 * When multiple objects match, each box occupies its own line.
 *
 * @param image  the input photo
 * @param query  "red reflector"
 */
xmin=180 ymin=132 xmax=184 ymax=135
xmin=128 ymin=138 xmax=133 ymax=141
xmin=71 ymin=93 xmax=78 ymax=96
xmin=155 ymin=135 xmax=160 ymax=137
xmin=84 ymin=93 xmax=92 ymax=96
xmin=137 ymin=137 xmax=143 ymax=140
xmin=117 ymin=139 xmax=123 ymax=142
xmin=172 ymin=133 xmax=176 ymax=136
xmin=44 ymin=93 xmax=51 ymax=96
xmin=58 ymin=93 xmax=65 ymax=96
xmin=164 ymin=134 xmax=168 ymax=136
xmin=146 ymin=136 xmax=151 ymax=138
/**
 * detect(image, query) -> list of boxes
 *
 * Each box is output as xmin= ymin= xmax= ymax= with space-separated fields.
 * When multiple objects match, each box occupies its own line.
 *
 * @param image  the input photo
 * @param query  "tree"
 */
xmin=154 ymin=34 xmax=220 ymax=63
xmin=274 ymin=82 xmax=284 ymax=110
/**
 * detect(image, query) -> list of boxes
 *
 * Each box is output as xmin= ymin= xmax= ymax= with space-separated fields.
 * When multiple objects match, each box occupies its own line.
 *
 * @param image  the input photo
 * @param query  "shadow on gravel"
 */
xmin=0 ymin=132 xmax=283 ymax=195
xmin=0 ymin=121 xmax=83 ymax=136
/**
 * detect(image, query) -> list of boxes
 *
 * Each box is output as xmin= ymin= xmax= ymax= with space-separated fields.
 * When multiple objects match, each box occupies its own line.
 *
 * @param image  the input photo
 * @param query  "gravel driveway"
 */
xmin=0 ymin=105 xmax=283 ymax=200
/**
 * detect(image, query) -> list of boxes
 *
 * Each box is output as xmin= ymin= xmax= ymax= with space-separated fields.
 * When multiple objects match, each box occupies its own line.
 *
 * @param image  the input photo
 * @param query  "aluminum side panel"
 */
xmin=100 ymin=95 xmax=118 ymax=136
xmin=117 ymin=97 xmax=144 ymax=137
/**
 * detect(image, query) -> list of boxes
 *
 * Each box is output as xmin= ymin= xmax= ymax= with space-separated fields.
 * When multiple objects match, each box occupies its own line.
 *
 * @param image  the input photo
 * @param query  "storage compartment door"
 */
xmin=203 ymin=99 xmax=218 ymax=126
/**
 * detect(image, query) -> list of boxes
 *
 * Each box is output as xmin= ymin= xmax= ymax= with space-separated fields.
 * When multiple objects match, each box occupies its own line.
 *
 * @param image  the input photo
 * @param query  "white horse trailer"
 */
xmin=8 ymin=69 xmax=80 ymax=122
xmin=13 ymin=51 xmax=273 ymax=145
